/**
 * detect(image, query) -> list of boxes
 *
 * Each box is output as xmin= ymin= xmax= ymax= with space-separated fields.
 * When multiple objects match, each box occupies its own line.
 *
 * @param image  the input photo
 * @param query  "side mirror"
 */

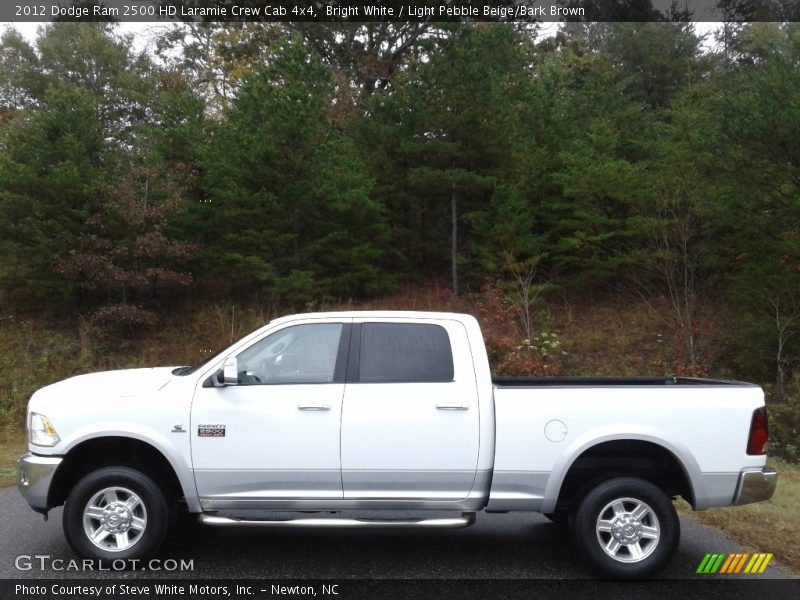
xmin=222 ymin=356 xmax=239 ymax=385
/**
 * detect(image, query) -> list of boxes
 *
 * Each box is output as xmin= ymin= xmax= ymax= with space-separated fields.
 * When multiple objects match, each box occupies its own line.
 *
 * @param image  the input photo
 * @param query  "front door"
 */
xmin=191 ymin=320 xmax=349 ymax=508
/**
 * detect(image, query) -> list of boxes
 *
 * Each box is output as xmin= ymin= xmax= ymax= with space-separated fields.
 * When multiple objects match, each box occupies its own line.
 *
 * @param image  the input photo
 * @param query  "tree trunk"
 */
xmin=450 ymin=179 xmax=459 ymax=296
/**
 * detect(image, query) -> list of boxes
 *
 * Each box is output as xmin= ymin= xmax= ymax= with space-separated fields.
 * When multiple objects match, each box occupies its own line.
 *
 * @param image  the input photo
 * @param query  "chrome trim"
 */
xmin=198 ymin=497 xmax=487 ymax=511
xmin=197 ymin=469 xmax=492 ymax=511
xmin=199 ymin=513 xmax=475 ymax=528
xmin=17 ymin=452 xmax=62 ymax=511
xmin=734 ymin=467 xmax=778 ymax=505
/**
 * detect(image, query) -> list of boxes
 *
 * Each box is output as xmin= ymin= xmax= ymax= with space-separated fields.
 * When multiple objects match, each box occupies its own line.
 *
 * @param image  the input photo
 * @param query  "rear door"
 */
xmin=340 ymin=319 xmax=480 ymax=500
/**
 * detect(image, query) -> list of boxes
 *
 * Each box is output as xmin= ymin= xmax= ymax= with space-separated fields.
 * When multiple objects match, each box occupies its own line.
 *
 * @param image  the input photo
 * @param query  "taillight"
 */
xmin=747 ymin=407 xmax=768 ymax=455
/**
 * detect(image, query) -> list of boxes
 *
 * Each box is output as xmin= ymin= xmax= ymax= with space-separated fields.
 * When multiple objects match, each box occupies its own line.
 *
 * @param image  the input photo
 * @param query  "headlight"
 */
xmin=29 ymin=412 xmax=60 ymax=447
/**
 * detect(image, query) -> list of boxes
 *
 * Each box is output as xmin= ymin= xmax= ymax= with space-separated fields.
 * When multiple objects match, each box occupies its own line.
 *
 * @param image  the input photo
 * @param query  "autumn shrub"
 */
xmin=770 ymin=398 xmax=800 ymax=463
xmin=88 ymin=304 xmax=158 ymax=340
xmin=472 ymin=282 xmax=563 ymax=376
xmin=336 ymin=279 xmax=563 ymax=376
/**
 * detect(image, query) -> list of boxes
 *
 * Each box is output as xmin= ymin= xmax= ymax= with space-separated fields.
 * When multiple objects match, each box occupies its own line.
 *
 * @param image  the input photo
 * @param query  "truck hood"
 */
xmin=32 ymin=367 xmax=178 ymax=406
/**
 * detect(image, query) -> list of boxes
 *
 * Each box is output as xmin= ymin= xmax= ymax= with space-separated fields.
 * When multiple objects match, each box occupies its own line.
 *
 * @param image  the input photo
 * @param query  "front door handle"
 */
xmin=436 ymin=403 xmax=469 ymax=410
xmin=297 ymin=403 xmax=331 ymax=411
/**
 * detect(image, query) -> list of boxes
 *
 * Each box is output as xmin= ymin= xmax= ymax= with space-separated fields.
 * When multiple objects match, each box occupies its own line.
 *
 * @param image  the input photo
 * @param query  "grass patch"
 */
xmin=0 ymin=431 xmax=26 ymax=487
xmin=677 ymin=459 xmax=800 ymax=574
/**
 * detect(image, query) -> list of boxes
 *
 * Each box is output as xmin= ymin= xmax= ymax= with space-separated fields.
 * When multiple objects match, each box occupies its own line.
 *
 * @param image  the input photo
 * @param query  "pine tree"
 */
xmin=186 ymin=40 xmax=391 ymax=305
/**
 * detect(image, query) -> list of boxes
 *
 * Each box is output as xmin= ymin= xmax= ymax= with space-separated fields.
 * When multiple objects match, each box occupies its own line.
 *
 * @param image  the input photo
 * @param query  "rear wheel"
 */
xmin=573 ymin=477 xmax=679 ymax=578
xmin=63 ymin=466 xmax=168 ymax=563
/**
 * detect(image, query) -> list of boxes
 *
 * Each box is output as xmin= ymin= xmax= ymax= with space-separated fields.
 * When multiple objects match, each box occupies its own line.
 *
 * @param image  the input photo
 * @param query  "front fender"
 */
xmin=56 ymin=424 xmax=200 ymax=512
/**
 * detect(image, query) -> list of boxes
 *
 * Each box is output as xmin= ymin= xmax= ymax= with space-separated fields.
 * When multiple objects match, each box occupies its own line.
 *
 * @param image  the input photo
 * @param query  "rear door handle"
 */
xmin=297 ymin=403 xmax=331 ymax=411
xmin=436 ymin=403 xmax=469 ymax=410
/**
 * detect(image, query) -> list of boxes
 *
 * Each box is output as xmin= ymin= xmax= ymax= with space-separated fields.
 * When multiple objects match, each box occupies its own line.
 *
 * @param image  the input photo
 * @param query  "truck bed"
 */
xmin=492 ymin=376 xmax=757 ymax=387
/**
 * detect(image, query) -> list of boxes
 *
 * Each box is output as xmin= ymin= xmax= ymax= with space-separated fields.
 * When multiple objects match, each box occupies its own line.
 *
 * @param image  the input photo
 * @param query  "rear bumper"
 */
xmin=734 ymin=467 xmax=778 ymax=505
xmin=17 ymin=452 xmax=62 ymax=513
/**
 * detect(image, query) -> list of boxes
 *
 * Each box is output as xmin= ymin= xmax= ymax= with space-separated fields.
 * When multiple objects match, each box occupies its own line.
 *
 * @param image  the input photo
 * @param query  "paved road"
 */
xmin=0 ymin=487 xmax=794 ymax=580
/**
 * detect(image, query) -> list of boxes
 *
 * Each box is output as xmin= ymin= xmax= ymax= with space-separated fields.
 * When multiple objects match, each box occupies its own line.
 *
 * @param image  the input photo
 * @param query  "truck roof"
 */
xmin=269 ymin=310 xmax=474 ymax=326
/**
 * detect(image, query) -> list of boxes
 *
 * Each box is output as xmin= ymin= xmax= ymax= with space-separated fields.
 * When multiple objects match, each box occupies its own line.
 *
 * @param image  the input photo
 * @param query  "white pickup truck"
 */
xmin=17 ymin=311 xmax=776 ymax=577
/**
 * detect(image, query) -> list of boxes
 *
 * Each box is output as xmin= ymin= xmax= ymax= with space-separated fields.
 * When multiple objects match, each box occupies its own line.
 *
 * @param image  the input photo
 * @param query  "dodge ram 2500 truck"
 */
xmin=17 ymin=311 xmax=777 ymax=577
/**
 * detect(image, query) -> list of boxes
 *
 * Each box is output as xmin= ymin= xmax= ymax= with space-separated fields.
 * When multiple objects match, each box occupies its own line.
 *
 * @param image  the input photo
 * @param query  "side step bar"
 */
xmin=199 ymin=513 xmax=476 ymax=529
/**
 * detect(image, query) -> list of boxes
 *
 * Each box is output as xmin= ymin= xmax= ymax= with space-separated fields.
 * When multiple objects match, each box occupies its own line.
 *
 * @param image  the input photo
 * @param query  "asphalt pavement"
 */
xmin=0 ymin=486 xmax=795 ymax=581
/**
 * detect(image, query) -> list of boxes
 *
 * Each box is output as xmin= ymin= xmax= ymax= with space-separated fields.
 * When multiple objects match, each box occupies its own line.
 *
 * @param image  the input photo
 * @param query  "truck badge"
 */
xmin=198 ymin=424 xmax=226 ymax=437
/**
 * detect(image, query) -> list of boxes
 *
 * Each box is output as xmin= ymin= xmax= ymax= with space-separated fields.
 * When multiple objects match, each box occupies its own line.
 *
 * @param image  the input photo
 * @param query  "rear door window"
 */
xmin=358 ymin=323 xmax=454 ymax=383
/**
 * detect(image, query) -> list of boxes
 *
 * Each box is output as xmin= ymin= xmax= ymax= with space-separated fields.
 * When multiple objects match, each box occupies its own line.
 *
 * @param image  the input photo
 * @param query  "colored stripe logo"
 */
xmin=696 ymin=552 xmax=773 ymax=574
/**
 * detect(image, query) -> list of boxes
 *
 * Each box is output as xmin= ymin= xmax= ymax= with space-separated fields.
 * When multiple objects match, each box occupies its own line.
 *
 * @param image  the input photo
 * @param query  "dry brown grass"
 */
xmin=0 ymin=304 xmax=278 ymax=431
xmin=0 ymin=431 xmax=26 ymax=487
xmin=553 ymin=296 xmax=677 ymax=376
xmin=677 ymin=459 xmax=800 ymax=574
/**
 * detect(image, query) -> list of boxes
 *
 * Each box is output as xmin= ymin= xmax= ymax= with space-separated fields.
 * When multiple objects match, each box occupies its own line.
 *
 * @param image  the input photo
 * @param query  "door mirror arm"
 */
xmin=201 ymin=357 xmax=239 ymax=388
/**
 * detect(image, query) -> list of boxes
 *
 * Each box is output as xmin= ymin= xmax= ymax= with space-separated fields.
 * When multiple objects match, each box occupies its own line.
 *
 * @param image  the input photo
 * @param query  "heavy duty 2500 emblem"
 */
xmin=198 ymin=424 xmax=226 ymax=437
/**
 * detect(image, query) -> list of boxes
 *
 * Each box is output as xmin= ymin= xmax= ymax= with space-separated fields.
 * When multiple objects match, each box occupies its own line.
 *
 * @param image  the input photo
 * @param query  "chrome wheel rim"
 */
xmin=596 ymin=497 xmax=660 ymax=563
xmin=82 ymin=486 xmax=147 ymax=552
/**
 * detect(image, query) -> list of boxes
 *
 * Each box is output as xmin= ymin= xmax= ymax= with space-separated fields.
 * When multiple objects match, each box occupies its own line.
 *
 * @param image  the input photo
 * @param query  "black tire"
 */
xmin=63 ymin=466 xmax=168 ymax=563
xmin=573 ymin=477 xmax=679 ymax=579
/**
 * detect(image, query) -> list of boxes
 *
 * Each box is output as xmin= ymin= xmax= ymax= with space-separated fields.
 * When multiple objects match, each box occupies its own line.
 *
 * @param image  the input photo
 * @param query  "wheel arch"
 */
xmin=48 ymin=435 xmax=199 ymax=512
xmin=545 ymin=434 xmax=699 ymax=513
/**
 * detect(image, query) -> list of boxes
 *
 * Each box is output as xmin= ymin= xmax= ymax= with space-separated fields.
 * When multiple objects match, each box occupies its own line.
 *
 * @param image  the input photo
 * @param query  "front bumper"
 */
xmin=734 ymin=467 xmax=778 ymax=505
xmin=17 ymin=452 xmax=62 ymax=513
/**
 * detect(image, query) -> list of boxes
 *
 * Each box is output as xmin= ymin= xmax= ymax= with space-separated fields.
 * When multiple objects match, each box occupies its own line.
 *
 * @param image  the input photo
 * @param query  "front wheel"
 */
xmin=63 ymin=466 xmax=168 ymax=563
xmin=573 ymin=477 xmax=679 ymax=579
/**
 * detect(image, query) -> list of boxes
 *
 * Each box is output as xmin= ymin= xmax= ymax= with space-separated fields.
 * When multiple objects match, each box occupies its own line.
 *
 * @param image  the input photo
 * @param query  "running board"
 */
xmin=198 ymin=513 xmax=475 ymax=529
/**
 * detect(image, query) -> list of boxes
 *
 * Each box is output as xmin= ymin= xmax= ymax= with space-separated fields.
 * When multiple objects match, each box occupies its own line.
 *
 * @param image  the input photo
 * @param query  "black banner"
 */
xmin=4 ymin=579 xmax=800 ymax=600
xmin=5 ymin=0 xmax=800 ymax=23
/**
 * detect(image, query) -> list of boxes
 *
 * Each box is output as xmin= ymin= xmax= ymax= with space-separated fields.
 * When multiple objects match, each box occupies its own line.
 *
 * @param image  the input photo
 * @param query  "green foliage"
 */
xmin=713 ymin=23 xmax=800 ymax=384
xmin=522 ymin=330 xmax=562 ymax=358
xmin=359 ymin=25 xmax=533 ymax=290
xmin=185 ymin=40 xmax=391 ymax=305
xmin=770 ymin=392 xmax=800 ymax=463
xmin=0 ymin=85 xmax=107 ymax=304
xmin=544 ymin=49 xmax=646 ymax=283
xmin=0 ymin=24 xmax=196 ymax=322
xmin=605 ymin=22 xmax=705 ymax=109
xmin=2 ymin=21 xmax=800 ymax=414
xmin=0 ymin=29 xmax=39 ymax=110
